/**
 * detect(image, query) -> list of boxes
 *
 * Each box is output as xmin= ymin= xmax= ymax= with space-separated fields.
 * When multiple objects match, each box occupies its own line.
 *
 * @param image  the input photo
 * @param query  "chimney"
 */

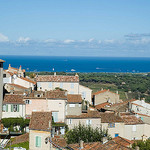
xmin=102 ymin=137 xmax=108 ymax=144
xmin=75 ymin=73 xmax=79 ymax=77
xmin=79 ymin=140 xmax=84 ymax=149
xmin=54 ymin=72 xmax=56 ymax=76
xmin=9 ymin=64 xmax=11 ymax=68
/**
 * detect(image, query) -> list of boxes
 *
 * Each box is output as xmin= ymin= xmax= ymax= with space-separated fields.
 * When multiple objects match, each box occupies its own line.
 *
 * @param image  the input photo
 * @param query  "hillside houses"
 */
xmin=36 ymin=74 xmax=92 ymax=104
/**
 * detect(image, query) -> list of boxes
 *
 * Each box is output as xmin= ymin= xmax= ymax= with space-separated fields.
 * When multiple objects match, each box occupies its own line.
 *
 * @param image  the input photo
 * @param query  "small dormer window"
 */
xmin=25 ymin=99 xmax=31 ymax=104
xmin=37 ymin=94 xmax=41 ymax=97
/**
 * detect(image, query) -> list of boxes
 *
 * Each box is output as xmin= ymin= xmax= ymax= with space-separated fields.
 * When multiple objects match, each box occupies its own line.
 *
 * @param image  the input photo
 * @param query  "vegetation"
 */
xmin=132 ymin=140 xmax=150 ymax=150
xmin=65 ymin=123 xmax=111 ymax=144
xmin=6 ymin=141 xmax=29 ymax=150
xmin=2 ymin=118 xmax=30 ymax=132
xmin=26 ymin=71 xmax=150 ymax=102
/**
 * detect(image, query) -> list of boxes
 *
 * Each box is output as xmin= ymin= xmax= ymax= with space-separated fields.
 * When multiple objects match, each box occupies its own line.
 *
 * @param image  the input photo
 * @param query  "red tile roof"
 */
xmin=66 ymin=111 xmax=101 ymax=119
xmin=93 ymin=89 xmax=119 ymax=96
xmin=68 ymin=142 xmax=102 ymax=150
xmin=11 ymin=133 xmax=29 ymax=145
xmin=29 ymin=111 xmax=52 ymax=131
xmin=36 ymin=75 xmax=79 ymax=82
xmin=121 ymin=114 xmax=144 ymax=125
xmin=0 ymin=59 xmax=5 ymax=63
xmin=51 ymin=136 xmax=67 ymax=148
xmin=67 ymin=94 xmax=82 ymax=103
xmin=112 ymin=136 xmax=133 ymax=147
xmin=100 ymin=140 xmax=132 ymax=150
xmin=3 ymin=94 xmax=25 ymax=104
xmin=95 ymin=102 xmax=110 ymax=110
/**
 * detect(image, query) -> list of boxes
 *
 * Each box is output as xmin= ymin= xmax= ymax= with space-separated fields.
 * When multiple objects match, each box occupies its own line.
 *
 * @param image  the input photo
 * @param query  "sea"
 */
xmin=1 ymin=55 xmax=150 ymax=73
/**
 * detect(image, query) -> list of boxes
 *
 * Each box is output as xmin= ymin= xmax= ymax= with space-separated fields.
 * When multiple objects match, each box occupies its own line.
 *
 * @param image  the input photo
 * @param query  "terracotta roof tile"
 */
xmin=112 ymin=136 xmax=134 ymax=147
xmin=29 ymin=111 xmax=52 ymax=131
xmin=66 ymin=111 xmax=101 ymax=119
xmin=121 ymin=114 xmax=144 ymax=125
xmin=67 ymin=94 xmax=82 ymax=103
xmin=26 ymin=89 xmax=67 ymax=99
xmin=0 ymin=59 xmax=5 ymax=63
xmin=68 ymin=142 xmax=102 ymax=150
xmin=100 ymin=112 xmax=123 ymax=123
xmin=93 ymin=89 xmax=119 ymax=96
xmin=95 ymin=102 xmax=110 ymax=110
xmin=11 ymin=133 xmax=29 ymax=145
xmin=51 ymin=136 xmax=67 ymax=148
xmin=36 ymin=75 xmax=79 ymax=82
xmin=3 ymin=94 xmax=25 ymax=104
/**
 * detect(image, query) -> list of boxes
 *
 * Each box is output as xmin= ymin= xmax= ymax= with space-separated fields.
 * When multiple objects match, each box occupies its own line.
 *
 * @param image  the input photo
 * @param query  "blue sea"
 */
xmin=1 ymin=55 xmax=150 ymax=73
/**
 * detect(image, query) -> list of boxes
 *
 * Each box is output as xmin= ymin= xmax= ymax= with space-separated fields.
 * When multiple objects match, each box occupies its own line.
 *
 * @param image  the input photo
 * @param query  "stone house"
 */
xmin=2 ymin=94 xmax=26 ymax=118
xmin=3 ymin=65 xmax=36 ymax=90
xmin=92 ymin=89 xmax=120 ymax=106
xmin=29 ymin=111 xmax=52 ymax=150
xmin=129 ymin=99 xmax=150 ymax=116
xmin=24 ymin=90 xmax=67 ymax=123
xmin=66 ymin=111 xmax=102 ymax=129
xmin=36 ymin=74 xmax=92 ymax=104
xmin=66 ymin=94 xmax=82 ymax=116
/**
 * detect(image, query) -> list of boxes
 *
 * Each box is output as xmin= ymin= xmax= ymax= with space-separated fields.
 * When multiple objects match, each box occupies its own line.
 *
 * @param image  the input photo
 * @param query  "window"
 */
xmin=3 ymin=74 xmax=6 ymax=78
xmin=140 ymin=117 xmax=144 ymax=121
xmin=86 ymin=120 xmax=92 ymax=125
xmin=108 ymin=123 xmax=115 ymax=128
xmin=25 ymin=99 xmax=31 ymax=104
xmin=69 ymin=104 xmax=75 ymax=107
xmin=115 ymin=133 xmax=119 ymax=137
xmin=71 ymin=83 xmax=74 ymax=89
xmin=2 ymin=104 xmax=8 ymax=112
xmin=35 ymin=136 xmax=41 ymax=147
xmin=82 ymin=92 xmax=86 ymax=99
xmin=132 ymin=125 xmax=136 ymax=132
xmin=68 ymin=119 xmax=72 ymax=124
xmin=49 ymin=82 xmax=52 ymax=88
xmin=11 ymin=105 xmax=19 ymax=112
xmin=52 ymin=112 xmax=58 ymax=122
xmin=60 ymin=83 xmax=63 ymax=89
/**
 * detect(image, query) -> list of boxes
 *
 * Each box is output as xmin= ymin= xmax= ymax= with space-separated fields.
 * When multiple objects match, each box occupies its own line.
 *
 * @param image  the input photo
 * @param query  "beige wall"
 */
xmin=29 ymin=130 xmax=50 ymax=150
xmin=124 ymin=124 xmax=145 ymax=140
xmin=25 ymin=98 xmax=66 ymax=122
xmin=79 ymin=85 xmax=92 ymax=104
xmin=37 ymin=81 xmax=79 ymax=94
xmin=66 ymin=118 xmax=101 ymax=129
xmin=131 ymin=104 xmax=150 ymax=117
xmin=66 ymin=103 xmax=82 ymax=116
xmin=14 ymin=77 xmax=34 ymax=89
xmin=2 ymin=104 xmax=25 ymax=118
xmin=102 ymin=122 xmax=124 ymax=138
xmin=94 ymin=91 xmax=119 ymax=105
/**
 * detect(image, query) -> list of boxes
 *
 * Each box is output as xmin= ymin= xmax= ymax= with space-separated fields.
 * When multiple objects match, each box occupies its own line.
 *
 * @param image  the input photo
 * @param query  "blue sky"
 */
xmin=0 ymin=0 xmax=150 ymax=56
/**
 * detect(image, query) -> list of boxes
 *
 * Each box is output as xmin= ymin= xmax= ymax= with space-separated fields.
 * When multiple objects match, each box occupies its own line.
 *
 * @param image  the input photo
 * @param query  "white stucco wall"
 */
xmin=79 ymin=85 xmax=92 ymax=104
xmin=37 ymin=81 xmax=79 ymax=94
xmin=2 ymin=104 xmax=25 ymax=118
xmin=66 ymin=118 xmax=101 ymax=129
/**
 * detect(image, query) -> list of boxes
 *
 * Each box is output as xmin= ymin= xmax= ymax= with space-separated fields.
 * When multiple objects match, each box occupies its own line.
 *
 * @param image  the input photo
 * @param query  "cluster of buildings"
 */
xmin=0 ymin=59 xmax=150 ymax=149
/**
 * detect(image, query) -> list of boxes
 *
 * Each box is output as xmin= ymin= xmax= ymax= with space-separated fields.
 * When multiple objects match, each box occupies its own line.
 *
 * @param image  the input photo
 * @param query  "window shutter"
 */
xmin=38 ymin=137 xmax=41 ymax=147
xmin=35 ymin=136 xmax=38 ymax=147
xmin=11 ymin=105 xmax=13 ymax=112
xmin=6 ymin=105 xmax=8 ymax=112
xmin=17 ymin=105 xmax=19 ymax=112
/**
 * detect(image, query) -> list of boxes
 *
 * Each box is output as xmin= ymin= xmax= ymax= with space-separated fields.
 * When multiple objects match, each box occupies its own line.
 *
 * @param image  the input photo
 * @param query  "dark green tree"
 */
xmin=65 ymin=123 xmax=111 ymax=144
